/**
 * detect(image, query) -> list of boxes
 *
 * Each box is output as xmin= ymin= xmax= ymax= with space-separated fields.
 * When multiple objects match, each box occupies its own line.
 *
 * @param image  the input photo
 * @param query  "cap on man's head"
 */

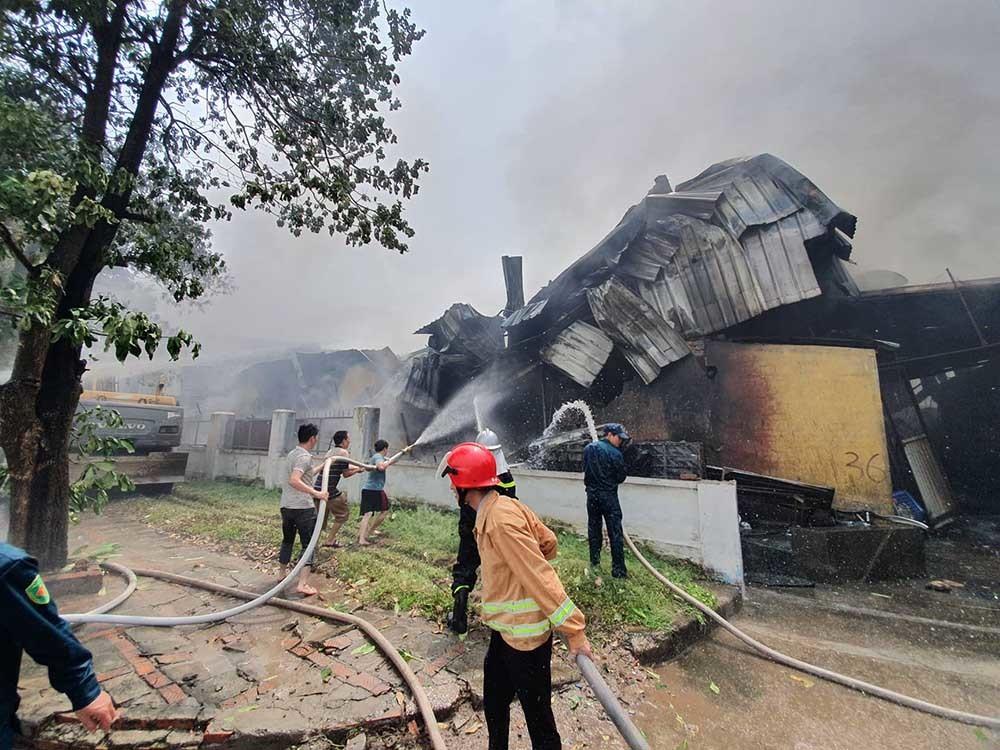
xmin=603 ymin=423 xmax=630 ymax=441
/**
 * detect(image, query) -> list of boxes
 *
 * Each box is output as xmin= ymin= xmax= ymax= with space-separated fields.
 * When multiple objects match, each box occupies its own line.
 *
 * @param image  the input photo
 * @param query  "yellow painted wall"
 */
xmin=712 ymin=343 xmax=892 ymax=513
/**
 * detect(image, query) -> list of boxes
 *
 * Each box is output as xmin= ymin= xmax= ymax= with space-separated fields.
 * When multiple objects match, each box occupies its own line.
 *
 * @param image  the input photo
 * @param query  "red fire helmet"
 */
xmin=441 ymin=442 xmax=499 ymax=489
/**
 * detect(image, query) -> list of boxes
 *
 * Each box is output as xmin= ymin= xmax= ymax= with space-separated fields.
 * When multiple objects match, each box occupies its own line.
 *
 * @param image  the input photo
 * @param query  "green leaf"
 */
xmin=708 ymin=681 xmax=720 ymax=695
xmin=351 ymin=643 xmax=376 ymax=656
xmin=320 ymin=667 xmax=332 ymax=683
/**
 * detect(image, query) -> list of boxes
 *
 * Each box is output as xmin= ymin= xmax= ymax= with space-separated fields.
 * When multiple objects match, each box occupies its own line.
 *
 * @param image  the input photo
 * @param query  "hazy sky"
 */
xmin=96 ymin=0 xmax=1000 ymax=368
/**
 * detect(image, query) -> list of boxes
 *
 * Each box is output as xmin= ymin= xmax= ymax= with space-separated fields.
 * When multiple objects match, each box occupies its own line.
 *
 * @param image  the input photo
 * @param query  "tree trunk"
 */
xmin=2 ymin=337 xmax=86 ymax=570
xmin=1 ymin=258 xmax=93 ymax=569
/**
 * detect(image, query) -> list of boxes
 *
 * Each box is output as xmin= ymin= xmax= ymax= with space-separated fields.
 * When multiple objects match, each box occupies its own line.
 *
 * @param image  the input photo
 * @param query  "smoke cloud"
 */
xmin=92 ymin=0 xmax=1000 ymax=371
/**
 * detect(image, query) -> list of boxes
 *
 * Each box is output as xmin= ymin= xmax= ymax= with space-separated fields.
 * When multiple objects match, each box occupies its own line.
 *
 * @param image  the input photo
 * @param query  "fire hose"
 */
xmin=623 ymin=530 xmax=1000 ymax=731
xmin=575 ymin=653 xmax=650 ymax=750
xmin=64 ymin=455 xmax=448 ymax=750
xmin=63 ymin=449 xmax=650 ymax=749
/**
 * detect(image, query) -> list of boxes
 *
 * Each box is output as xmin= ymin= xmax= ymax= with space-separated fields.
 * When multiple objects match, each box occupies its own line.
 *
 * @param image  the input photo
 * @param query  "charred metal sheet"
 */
xmin=705 ymin=465 xmax=835 ymax=526
xmin=501 ymin=299 xmax=547 ymax=330
xmin=400 ymin=348 xmax=442 ymax=411
xmin=508 ymin=154 xmax=852 ymax=343
xmin=633 ymin=214 xmax=768 ymax=336
xmin=540 ymin=321 xmax=614 ymax=388
xmin=587 ymin=277 xmax=690 ymax=385
xmin=415 ymin=303 xmax=503 ymax=366
xmin=502 ymin=255 xmax=525 ymax=315
xmin=713 ymin=173 xmax=803 ymax=238
xmin=740 ymin=212 xmax=823 ymax=307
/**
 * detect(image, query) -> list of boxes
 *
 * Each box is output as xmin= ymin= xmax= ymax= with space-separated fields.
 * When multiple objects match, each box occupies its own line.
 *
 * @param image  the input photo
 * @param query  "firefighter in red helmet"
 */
xmin=442 ymin=442 xmax=591 ymax=750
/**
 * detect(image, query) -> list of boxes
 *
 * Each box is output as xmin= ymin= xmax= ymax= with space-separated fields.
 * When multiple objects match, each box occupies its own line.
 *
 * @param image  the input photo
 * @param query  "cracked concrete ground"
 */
xmin=15 ymin=504 xmax=650 ymax=749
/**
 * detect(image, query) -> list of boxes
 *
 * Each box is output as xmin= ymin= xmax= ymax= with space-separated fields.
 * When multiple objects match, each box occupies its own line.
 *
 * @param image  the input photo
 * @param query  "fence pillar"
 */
xmin=206 ymin=412 xmax=235 ymax=481
xmin=265 ymin=409 xmax=297 ymax=490
xmin=354 ymin=406 xmax=380 ymax=458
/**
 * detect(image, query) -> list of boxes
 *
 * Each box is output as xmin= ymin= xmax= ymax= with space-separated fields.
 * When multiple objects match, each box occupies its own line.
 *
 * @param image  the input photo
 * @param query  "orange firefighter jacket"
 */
xmin=473 ymin=490 xmax=588 ymax=652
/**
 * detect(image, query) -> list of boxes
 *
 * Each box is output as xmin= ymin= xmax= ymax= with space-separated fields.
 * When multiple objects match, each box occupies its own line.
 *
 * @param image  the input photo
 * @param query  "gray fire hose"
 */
xmin=575 ymin=653 xmax=650 ymax=750
xmin=65 ymin=455 xmax=373 ymax=627
xmin=115 ymin=566 xmax=449 ymax=750
xmin=64 ymin=455 xmax=449 ymax=750
xmin=624 ymin=530 xmax=1000 ymax=730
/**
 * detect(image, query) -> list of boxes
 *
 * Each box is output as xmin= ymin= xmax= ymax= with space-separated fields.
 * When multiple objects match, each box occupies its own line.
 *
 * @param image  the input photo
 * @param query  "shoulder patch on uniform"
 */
xmin=26 ymin=573 xmax=50 ymax=605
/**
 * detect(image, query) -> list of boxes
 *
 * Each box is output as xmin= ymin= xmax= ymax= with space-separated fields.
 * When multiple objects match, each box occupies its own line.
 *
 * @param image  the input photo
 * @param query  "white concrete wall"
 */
xmin=377 ymin=462 xmax=743 ymax=585
xmin=181 ymin=445 xmax=207 ymax=477
xmin=183 ymin=445 xmax=744 ymax=585
xmin=184 ymin=446 xmax=267 ymax=481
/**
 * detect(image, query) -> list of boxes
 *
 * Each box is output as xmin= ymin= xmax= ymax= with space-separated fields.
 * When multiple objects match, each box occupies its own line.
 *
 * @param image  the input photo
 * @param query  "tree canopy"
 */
xmin=0 ymin=0 xmax=426 ymax=566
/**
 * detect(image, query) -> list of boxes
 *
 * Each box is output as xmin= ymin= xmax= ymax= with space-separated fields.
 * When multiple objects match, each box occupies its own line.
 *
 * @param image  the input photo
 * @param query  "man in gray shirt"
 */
xmin=279 ymin=423 xmax=328 ymax=596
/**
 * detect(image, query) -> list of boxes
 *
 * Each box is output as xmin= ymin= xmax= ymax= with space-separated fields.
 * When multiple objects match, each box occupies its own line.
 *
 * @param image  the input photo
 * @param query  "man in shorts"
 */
xmin=313 ymin=430 xmax=365 ymax=548
xmin=279 ymin=423 xmax=329 ymax=597
xmin=358 ymin=439 xmax=391 ymax=546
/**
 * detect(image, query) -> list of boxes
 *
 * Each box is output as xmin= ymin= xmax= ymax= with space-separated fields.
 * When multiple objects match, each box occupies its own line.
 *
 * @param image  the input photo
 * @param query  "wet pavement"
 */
xmin=15 ymin=504 xmax=649 ymax=749
xmin=634 ymin=518 xmax=1000 ymax=749
xmin=10 ymin=498 xmax=1000 ymax=748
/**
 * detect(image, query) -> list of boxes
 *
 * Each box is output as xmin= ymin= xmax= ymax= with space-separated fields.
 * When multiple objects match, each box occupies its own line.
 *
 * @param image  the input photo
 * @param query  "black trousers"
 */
xmin=586 ymin=491 xmax=627 ymax=577
xmin=451 ymin=504 xmax=481 ymax=593
xmin=483 ymin=631 xmax=561 ymax=750
xmin=279 ymin=507 xmax=318 ymax=565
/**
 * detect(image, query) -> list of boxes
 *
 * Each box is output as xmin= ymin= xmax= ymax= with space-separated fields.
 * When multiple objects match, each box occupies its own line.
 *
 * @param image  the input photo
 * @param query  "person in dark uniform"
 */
xmin=447 ymin=428 xmax=516 ymax=635
xmin=1 ymin=543 xmax=118 ymax=748
xmin=582 ymin=423 xmax=630 ymax=579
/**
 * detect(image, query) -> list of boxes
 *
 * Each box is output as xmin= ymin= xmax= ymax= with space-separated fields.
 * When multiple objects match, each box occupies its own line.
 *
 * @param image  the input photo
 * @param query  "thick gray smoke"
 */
xmin=89 ymin=0 xmax=1000 ymax=373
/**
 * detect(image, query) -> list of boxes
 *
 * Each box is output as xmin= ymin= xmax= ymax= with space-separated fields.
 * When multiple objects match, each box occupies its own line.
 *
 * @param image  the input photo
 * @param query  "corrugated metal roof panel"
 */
xmin=902 ymin=435 xmax=957 ymax=523
xmin=587 ymin=278 xmax=690 ymax=384
xmin=714 ymin=173 xmax=802 ymax=238
xmin=677 ymin=153 xmax=857 ymax=239
xmin=741 ymin=211 xmax=822 ymax=308
xmin=540 ymin=321 xmax=614 ymax=388
xmin=414 ymin=303 xmax=503 ymax=364
xmin=501 ymin=299 xmax=548 ymax=330
xmin=629 ymin=214 xmax=767 ymax=337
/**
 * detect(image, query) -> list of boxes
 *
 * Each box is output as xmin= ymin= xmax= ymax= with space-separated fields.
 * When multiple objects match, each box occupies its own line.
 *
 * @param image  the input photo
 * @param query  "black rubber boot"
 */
xmin=447 ymin=588 xmax=470 ymax=634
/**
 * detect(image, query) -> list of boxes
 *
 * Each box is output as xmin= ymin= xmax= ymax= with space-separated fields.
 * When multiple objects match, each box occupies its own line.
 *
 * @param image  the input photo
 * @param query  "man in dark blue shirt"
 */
xmin=1 ymin=543 xmax=117 ymax=748
xmin=582 ymin=423 xmax=630 ymax=579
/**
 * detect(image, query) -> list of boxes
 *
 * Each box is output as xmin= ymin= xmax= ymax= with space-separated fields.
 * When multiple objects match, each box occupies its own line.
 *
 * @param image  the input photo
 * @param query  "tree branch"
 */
xmin=0 ymin=224 xmax=37 ymax=273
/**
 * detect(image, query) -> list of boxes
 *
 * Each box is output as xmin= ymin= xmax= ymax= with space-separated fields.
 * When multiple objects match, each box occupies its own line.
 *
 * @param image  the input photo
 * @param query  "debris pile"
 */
xmin=397 ymin=151 xmax=1000 ymax=547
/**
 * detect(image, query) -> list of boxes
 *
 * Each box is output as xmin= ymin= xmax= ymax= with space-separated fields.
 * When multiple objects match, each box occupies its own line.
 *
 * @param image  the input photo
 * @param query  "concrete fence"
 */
xmin=181 ymin=408 xmax=744 ymax=585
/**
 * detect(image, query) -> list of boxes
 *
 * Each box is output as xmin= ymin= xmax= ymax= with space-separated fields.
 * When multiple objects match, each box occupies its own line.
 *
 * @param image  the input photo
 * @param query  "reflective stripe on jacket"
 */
xmin=474 ymin=491 xmax=586 ymax=651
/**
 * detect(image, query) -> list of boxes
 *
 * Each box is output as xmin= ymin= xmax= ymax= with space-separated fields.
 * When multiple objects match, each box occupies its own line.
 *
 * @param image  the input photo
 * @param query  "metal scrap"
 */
xmin=587 ymin=277 xmax=691 ymax=385
xmin=540 ymin=321 xmax=614 ymax=388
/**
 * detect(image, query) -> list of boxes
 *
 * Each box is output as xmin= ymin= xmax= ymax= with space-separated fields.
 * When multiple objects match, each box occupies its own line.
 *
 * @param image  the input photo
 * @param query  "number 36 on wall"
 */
xmin=844 ymin=452 xmax=887 ymax=483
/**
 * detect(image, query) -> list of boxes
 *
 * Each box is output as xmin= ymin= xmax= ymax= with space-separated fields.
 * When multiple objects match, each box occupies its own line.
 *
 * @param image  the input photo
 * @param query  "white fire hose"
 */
xmin=62 ymin=458 xmax=450 ymax=749
xmin=61 ymin=447 xmax=651 ymax=749
xmin=624 ymin=530 xmax=1000 ymax=730
xmin=64 ymin=455 xmax=374 ymax=627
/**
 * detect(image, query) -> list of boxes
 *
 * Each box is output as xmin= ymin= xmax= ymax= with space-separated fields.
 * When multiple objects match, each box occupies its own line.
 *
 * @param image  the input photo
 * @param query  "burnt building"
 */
xmin=389 ymin=153 xmax=999 ymax=525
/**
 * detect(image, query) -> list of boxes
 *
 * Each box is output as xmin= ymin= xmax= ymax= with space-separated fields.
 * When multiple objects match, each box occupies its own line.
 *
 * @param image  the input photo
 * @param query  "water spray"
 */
xmin=473 ymin=395 xmax=484 ymax=434
xmin=543 ymin=399 xmax=599 ymax=442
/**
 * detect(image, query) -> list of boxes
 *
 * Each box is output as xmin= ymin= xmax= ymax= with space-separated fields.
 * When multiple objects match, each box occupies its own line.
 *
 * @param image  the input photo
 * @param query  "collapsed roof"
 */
xmin=408 ymin=153 xmax=858 ymax=399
